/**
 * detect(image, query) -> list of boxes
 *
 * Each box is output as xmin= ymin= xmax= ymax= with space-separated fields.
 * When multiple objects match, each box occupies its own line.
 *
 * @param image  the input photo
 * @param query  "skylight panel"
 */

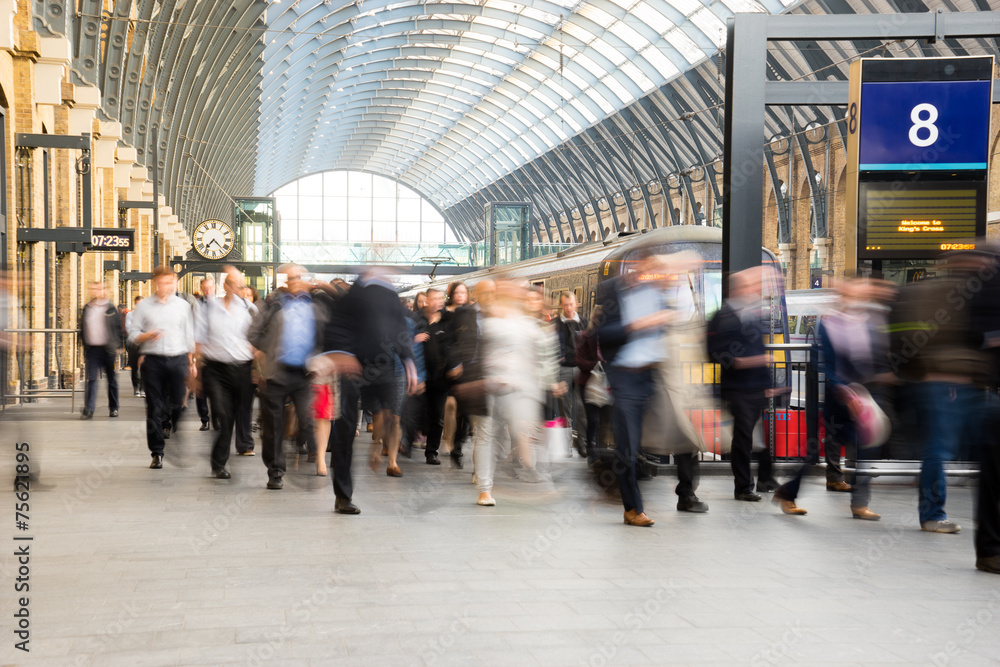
xmin=521 ymin=6 xmax=560 ymax=24
xmin=585 ymin=88 xmax=616 ymax=115
xmin=601 ymin=73 xmax=634 ymax=106
xmin=578 ymin=5 xmax=617 ymax=28
xmin=629 ymin=3 xmax=675 ymax=35
xmin=561 ymin=22 xmax=596 ymax=45
xmin=554 ymin=106 xmax=583 ymax=134
xmin=689 ymin=7 xmax=726 ymax=47
xmin=619 ymin=61 xmax=655 ymax=92
xmin=638 ymin=44 xmax=680 ymax=78
xmin=589 ymin=40 xmax=626 ymax=67
xmin=607 ymin=19 xmax=647 ymax=48
xmin=569 ymin=97 xmax=599 ymax=124
xmin=664 ymin=27 xmax=704 ymax=64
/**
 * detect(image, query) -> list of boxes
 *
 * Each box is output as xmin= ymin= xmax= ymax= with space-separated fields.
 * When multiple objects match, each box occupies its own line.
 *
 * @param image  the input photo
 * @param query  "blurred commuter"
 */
xmin=125 ymin=295 xmax=144 ymax=397
xmin=442 ymin=281 xmax=470 ymax=460
xmin=706 ymin=267 xmax=777 ymax=502
xmin=416 ymin=289 xmax=460 ymax=467
xmin=575 ymin=307 xmax=605 ymax=466
xmin=79 ymin=281 xmax=122 ymax=420
xmin=400 ymin=293 xmax=428 ymax=459
xmin=128 ymin=266 xmax=195 ymax=469
xmin=194 ymin=277 xmax=216 ymax=432
xmin=774 ymin=279 xmax=885 ymax=520
xmin=309 ymin=280 xmax=348 ymax=476
xmin=969 ymin=245 xmax=1000 ymax=573
xmin=322 ymin=269 xmax=417 ymax=513
xmin=554 ymin=291 xmax=584 ymax=455
xmin=596 ymin=251 xmax=675 ymax=527
xmin=195 ymin=267 xmax=255 ymax=480
xmin=474 ymin=281 xmax=560 ymax=506
xmin=248 ymin=264 xmax=327 ymax=490
xmin=891 ymin=253 xmax=992 ymax=533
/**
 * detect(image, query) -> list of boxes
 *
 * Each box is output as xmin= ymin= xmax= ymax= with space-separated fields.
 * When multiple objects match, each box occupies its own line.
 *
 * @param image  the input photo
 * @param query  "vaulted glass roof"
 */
xmin=256 ymin=0 xmax=799 ymax=208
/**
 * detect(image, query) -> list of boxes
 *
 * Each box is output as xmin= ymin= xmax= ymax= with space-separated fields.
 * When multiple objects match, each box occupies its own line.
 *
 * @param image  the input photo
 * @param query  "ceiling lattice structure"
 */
xmin=38 ymin=0 xmax=1000 ymax=241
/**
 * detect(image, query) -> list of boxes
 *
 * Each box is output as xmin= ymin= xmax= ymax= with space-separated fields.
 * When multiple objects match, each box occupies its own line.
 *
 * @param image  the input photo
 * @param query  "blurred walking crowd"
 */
xmin=55 ymin=243 xmax=1000 ymax=575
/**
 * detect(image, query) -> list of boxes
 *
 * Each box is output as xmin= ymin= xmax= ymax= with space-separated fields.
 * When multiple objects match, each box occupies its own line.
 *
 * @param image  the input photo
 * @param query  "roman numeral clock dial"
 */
xmin=193 ymin=220 xmax=235 ymax=260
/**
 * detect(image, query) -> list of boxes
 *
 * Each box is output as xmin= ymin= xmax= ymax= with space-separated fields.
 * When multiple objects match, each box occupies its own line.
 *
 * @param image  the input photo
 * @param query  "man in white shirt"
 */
xmin=128 ymin=266 xmax=196 ymax=469
xmin=195 ymin=267 xmax=255 ymax=479
xmin=79 ymin=282 xmax=122 ymax=419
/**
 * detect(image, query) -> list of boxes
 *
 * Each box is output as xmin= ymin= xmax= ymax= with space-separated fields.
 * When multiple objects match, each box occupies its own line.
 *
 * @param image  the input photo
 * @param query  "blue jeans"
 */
xmin=913 ymin=382 xmax=983 ymax=524
xmin=606 ymin=366 xmax=655 ymax=515
xmin=84 ymin=345 xmax=119 ymax=415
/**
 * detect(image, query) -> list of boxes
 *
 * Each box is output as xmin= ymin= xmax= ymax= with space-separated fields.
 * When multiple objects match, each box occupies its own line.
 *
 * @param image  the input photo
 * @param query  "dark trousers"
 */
xmin=674 ymin=453 xmax=700 ymax=498
xmin=84 ymin=345 xmax=119 ymax=414
xmin=778 ymin=400 xmax=870 ymax=508
xmin=977 ymin=393 xmax=1000 ymax=558
xmin=126 ymin=342 xmax=142 ymax=393
xmin=422 ymin=386 xmax=449 ymax=459
xmin=606 ymin=365 xmax=655 ymax=515
xmin=331 ymin=375 xmax=361 ymax=501
xmin=724 ymin=389 xmax=772 ymax=494
xmin=142 ymin=354 xmax=189 ymax=456
xmin=203 ymin=360 xmax=251 ymax=471
xmin=259 ymin=364 xmax=314 ymax=480
xmin=235 ymin=379 xmax=255 ymax=454
xmin=582 ymin=398 xmax=602 ymax=463
xmin=196 ymin=393 xmax=211 ymax=425
xmin=400 ymin=392 xmax=426 ymax=449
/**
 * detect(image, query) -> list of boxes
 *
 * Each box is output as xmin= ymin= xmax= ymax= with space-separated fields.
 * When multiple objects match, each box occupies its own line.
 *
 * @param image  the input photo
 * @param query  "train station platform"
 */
xmin=2 ymin=381 xmax=999 ymax=667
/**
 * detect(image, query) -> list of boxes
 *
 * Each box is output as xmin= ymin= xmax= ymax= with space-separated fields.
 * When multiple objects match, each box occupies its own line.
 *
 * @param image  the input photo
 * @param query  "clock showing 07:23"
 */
xmin=193 ymin=219 xmax=235 ymax=260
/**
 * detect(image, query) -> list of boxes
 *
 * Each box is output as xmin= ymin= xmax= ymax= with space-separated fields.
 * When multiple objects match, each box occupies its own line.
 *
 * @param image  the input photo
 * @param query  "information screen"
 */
xmin=89 ymin=228 xmax=135 ymax=252
xmin=858 ymin=181 xmax=984 ymax=259
xmin=859 ymin=80 xmax=992 ymax=171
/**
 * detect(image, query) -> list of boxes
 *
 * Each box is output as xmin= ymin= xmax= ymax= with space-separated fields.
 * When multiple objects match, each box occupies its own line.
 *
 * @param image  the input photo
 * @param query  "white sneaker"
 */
xmin=921 ymin=519 xmax=961 ymax=533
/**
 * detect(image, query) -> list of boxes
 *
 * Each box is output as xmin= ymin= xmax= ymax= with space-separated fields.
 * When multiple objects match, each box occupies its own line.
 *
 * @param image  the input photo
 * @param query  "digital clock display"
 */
xmin=90 ymin=229 xmax=135 ymax=252
xmin=858 ymin=181 xmax=984 ymax=259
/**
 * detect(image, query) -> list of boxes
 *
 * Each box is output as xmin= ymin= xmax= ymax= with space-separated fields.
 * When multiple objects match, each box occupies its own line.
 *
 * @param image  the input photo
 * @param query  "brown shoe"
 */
xmin=624 ymin=510 xmax=654 ymax=527
xmin=827 ymin=481 xmax=852 ymax=492
xmin=852 ymin=506 xmax=881 ymax=521
xmin=307 ymin=452 xmax=316 ymax=463
xmin=773 ymin=496 xmax=807 ymax=515
xmin=386 ymin=465 xmax=403 ymax=478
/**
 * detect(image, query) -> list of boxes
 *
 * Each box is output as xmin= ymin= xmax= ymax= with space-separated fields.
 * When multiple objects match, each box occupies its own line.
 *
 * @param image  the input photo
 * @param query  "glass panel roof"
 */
xmin=256 ymin=0 xmax=794 ymax=208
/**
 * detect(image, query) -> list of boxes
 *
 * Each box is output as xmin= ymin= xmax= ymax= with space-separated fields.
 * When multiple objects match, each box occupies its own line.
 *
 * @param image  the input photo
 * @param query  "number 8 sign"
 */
xmin=858 ymin=79 xmax=991 ymax=171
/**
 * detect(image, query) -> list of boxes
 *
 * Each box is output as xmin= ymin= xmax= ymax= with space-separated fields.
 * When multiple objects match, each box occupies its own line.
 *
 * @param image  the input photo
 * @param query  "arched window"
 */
xmin=272 ymin=171 xmax=458 ymax=253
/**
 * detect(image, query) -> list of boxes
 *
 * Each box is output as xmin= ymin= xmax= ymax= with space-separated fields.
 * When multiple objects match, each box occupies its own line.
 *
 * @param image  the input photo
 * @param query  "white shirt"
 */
xmin=195 ymin=295 xmax=254 ymax=363
xmin=83 ymin=299 xmax=110 ymax=347
xmin=128 ymin=294 xmax=195 ymax=356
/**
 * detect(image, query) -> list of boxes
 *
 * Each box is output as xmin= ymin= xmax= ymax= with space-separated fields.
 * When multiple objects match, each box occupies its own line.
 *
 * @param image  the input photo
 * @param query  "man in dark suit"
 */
xmin=321 ymin=269 xmax=417 ymax=514
xmin=706 ymin=267 xmax=776 ymax=502
xmin=79 ymin=281 xmax=123 ymax=419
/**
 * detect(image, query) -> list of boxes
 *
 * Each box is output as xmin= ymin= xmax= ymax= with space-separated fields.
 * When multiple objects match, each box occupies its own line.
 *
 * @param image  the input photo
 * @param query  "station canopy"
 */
xmin=60 ymin=0 xmax=1000 ymax=242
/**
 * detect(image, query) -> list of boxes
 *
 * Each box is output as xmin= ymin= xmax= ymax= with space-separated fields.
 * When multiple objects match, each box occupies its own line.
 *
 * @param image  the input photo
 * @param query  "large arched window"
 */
xmin=273 ymin=171 xmax=459 ymax=262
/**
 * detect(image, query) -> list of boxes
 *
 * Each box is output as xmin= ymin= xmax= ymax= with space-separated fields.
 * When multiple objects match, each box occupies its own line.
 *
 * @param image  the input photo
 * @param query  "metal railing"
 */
xmin=5 ymin=328 xmax=78 ymax=412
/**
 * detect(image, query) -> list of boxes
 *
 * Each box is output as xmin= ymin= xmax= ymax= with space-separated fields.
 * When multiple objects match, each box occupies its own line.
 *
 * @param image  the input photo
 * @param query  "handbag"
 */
xmin=584 ymin=363 xmax=613 ymax=407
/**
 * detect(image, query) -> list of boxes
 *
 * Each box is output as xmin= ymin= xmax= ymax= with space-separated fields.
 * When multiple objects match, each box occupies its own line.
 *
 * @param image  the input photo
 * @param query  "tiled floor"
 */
xmin=2 ymin=383 xmax=999 ymax=666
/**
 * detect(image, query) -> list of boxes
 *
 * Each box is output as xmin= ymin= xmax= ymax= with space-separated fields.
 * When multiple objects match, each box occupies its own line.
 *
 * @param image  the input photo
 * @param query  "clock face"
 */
xmin=193 ymin=220 xmax=235 ymax=260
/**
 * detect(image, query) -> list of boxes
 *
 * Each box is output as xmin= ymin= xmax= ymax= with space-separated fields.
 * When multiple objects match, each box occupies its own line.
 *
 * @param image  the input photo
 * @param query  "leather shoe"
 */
xmin=199 ymin=422 xmax=210 ymax=432
xmin=426 ymin=453 xmax=441 ymax=465
xmin=773 ymin=496 xmax=807 ymax=515
xmin=149 ymin=455 xmax=163 ymax=469
xmin=335 ymin=499 xmax=361 ymax=514
xmin=80 ymin=410 xmax=93 ymax=420
xmin=851 ymin=506 xmax=880 ymax=521
xmin=266 ymin=478 xmax=283 ymax=490
xmin=756 ymin=479 xmax=779 ymax=493
xmin=624 ymin=510 xmax=654 ymax=527
xmin=386 ymin=465 xmax=403 ymax=477
xmin=734 ymin=491 xmax=762 ymax=502
xmin=163 ymin=428 xmax=171 ymax=440
xmin=827 ymin=480 xmax=852 ymax=492
xmin=238 ymin=450 xmax=255 ymax=456
xmin=976 ymin=555 xmax=1000 ymax=574
xmin=450 ymin=453 xmax=464 ymax=469
xmin=109 ymin=410 xmax=119 ymax=418
xmin=677 ymin=496 xmax=709 ymax=513
xmin=213 ymin=468 xmax=231 ymax=480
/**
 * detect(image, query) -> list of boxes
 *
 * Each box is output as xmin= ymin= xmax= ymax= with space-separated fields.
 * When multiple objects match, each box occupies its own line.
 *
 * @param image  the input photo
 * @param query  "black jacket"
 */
xmin=417 ymin=312 xmax=455 ymax=388
xmin=554 ymin=315 xmax=582 ymax=367
xmin=79 ymin=301 xmax=122 ymax=354
xmin=323 ymin=276 xmax=412 ymax=369
xmin=449 ymin=304 xmax=488 ymax=415
xmin=595 ymin=276 xmax=628 ymax=366
xmin=706 ymin=301 xmax=770 ymax=392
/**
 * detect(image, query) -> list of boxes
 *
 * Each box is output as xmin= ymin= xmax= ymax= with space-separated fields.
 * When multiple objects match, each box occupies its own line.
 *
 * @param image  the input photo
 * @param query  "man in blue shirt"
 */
xmin=248 ymin=264 xmax=327 ymax=490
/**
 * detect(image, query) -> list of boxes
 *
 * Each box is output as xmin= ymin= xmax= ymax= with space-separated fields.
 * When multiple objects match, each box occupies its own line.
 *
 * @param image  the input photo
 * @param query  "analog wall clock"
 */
xmin=193 ymin=219 xmax=235 ymax=260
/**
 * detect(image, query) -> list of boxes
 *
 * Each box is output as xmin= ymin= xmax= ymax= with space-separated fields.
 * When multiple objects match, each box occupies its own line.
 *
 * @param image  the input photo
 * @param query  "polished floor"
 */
xmin=2 ymin=379 xmax=999 ymax=666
